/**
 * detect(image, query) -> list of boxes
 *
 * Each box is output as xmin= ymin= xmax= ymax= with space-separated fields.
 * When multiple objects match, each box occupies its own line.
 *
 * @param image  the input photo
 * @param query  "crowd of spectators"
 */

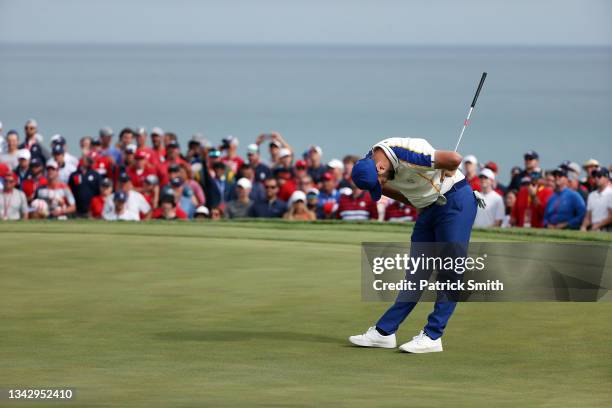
xmin=0 ymin=119 xmax=610 ymax=232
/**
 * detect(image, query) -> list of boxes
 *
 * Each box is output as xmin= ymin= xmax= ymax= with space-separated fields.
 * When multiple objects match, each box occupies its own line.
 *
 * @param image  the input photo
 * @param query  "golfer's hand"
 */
xmin=473 ymin=191 xmax=486 ymax=209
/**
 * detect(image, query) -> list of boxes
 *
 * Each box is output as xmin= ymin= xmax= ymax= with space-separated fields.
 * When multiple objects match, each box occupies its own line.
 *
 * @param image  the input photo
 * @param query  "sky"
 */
xmin=0 ymin=0 xmax=611 ymax=46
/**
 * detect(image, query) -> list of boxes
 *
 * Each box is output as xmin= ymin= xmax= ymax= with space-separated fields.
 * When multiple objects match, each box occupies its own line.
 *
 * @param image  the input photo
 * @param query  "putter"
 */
xmin=454 ymin=72 xmax=487 ymax=152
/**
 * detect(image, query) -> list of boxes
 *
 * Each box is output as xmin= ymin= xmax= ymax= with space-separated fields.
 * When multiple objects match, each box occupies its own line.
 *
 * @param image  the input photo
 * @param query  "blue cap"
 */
xmin=113 ymin=190 xmax=127 ymax=202
xmin=351 ymin=158 xmax=382 ymax=201
xmin=52 ymin=144 xmax=64 ymax=155
xmin=118 ymin=171 xmax=130 ymax=182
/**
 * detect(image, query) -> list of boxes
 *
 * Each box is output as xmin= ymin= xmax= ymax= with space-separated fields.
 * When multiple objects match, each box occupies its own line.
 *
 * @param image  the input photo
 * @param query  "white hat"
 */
xmin=236 ymin=177 xmax=252 ymax=190
xmin=125 ymin=143 xmax=137 ymax=153
xmin=339 ymin=187 xmax=353 ymax=196
xmin=479 ymin=168 xmax=495 ymax=180
xmin=225 ymin=135 xmax=239 ymax=146
xmin=17 ymin=149 xmax=31 ymax=161
xmin=25 ymin=118 xmax=38 ymax=128
xmin=289 ymin=190 xmax=307 ymax=206
xmin=583 ymin=158 xmax=600 ymax=169
xmin=567 ymin=162 xmax=581 ymax=175
xmin=327 ymin=159 xmax=344 ymax=170
xmin=463 ymin=155 xmax=478 ymax=165
xmin=279 ymin=148 xmax=292 ymax=158
xmin=150 ymin=127 xmax=164 ymax=136
xmin=309 ymin=145 xmax=322 ymax=155
xmin=45 ymin=159 xmax=59 ymax=169
xmin=195 ymin=206 xmax=210 ymax=216
xmin=247 ymin=143 xmax=259 ymax=154
xmin=50 ymin=134 xmax=63 ymax=143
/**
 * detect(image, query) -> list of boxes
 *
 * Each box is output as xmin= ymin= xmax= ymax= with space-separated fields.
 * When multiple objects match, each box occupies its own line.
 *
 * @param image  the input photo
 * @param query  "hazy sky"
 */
xmin=1 ymin=0 xmax=611 ymax=45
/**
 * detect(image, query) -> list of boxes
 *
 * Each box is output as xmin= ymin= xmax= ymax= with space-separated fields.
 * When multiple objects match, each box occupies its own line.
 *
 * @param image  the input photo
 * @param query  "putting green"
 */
xmin=1 ymin=221 xmax=610 ymax=407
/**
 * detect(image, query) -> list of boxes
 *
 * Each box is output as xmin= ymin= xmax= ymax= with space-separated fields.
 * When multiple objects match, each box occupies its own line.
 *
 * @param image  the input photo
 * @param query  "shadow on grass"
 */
xmin=154 ymin=330 xmax=338 ymax=344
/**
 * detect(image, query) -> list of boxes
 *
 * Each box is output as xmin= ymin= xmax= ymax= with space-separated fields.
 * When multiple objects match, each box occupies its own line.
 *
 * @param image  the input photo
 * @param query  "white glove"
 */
xmin=473 ymin=191 xmax=486 ymax=209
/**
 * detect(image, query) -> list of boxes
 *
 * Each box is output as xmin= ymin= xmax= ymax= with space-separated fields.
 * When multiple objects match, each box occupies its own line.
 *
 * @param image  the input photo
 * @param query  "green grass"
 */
xmin=1 ymin=221 xmax=611 ymax=407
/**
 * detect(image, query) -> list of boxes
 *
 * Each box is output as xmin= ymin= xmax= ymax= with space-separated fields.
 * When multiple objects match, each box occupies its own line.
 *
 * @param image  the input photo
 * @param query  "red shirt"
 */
xmin=126 ymin=165 xmax=157 ymax=189
xmin=158 ymin=158 xmax=189 ymax=186
xmin=384 ymin=200 xmax=418 ymax=222
xmin=90 ymin=195 xmax=106 ymax=218
xmin=278 ymin=179 xmax=297 ymax=202
xmin=152 ymin=206 xmax=187 ymax=220
xmin=336 ymin=192 xmax=378 ymax=220
xmin=468 ymin=175 xmax=481 ymax=192
xmin=512 ymin=185 xmax=553 ymax=228
xmin=21 ymin=176 xmax=48 ymax=201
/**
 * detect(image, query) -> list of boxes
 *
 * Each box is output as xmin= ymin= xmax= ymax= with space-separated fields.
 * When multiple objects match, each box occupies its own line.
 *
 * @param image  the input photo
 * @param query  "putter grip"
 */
xmin=470 ymin=72 xmax=487 ymax=108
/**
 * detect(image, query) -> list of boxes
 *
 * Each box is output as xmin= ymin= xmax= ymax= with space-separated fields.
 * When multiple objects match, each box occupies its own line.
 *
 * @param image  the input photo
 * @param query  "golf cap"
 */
xmin=327 ymin=159 xmax=344 ymax=170
xmin=339 ymin=187 xmax=353 ymax=196
xmin=552 ymin=167 xmax=568 ymax=177
xmin=309 ymin=145 xmax=323 ymax=155
xmin=236 ymin=177 xmax=252 ymax=190
xmin=168 ymin=163 xmax=181 ymax=173
xmin=524 ymin=150 xmax=539 ymax=160
xmin=113 ymin=190 xmax=127 ymax=202
xmin=125 ymin=144 xmax=137 ymax=154
xmin=17 ymin=149 xmax=31 ymax=161
xmin=351 ymin=158 xmax=382 ymax=201
xmin=279 ymin=148 xmax=292 ymax=158
xmin=25 ymin=119 xmax=38 ymax=128
xmin=100 ymin=178 xmax=112 ymax=188
xmin=45 ymin=159 xmax=58 ymax=169
xmin=150 ymin=127 xmax=164 ymax=136
xmin=144 ymin=174 xmax=159 ymax=185
xmin=160 ymin=186 xmax=174 ymax=198
xmin=592 ymin=167 xmax=609 ymax=178
xmin=99 ymin=127 xmax=113 ymax=138
xmin=136 ymin=126 xmax=146 ymax=135
xmin=170 ymin=176 xmax=184 ymax=187
xmin=224 ymin=135 xmax=239 ymax=146
xmin=118 ymin=171 xmax=130 ymax=182
xmin=479 ymin=168 xmax=496 ymax=180
xmin=4 ymin=172 xmax=17 ymax=181
xmin=583 ymin=159 xmax=600 ymax=169
xmin=166 ymin=140 xmax=179 ymax=149
xmin=52 ymin=144 xmax=64 ymax=155
xmin=306 ymin=188 xmax=319 ymax=198
xmin=247 ymin=144 xmax=259 ymax=154
xmin=269 ymin=140 xmax=281 ymax=148
xmin=50 ymin=134 xmax=66 ymax=145
xmin=209 ymin=149 xmax=221 ymax=158
xmin=190 ymin=133 xmax=206 ymax=146
xmin=30 ymin=157 xmax=42 ymax=167
xmin=321 ymin=172 xmax=334 ymax=182
xmin=289 ymin=190 xmax=307 ymax=206
xmin=295 ymin=160 xmax=307 ymax=169
xmin=195 ymin=206 xmax=210 ymax=216
xmin=484 ymin=161 xmax=498 ymax=173
xmin=463 ymin=155 xmax=478 ymax=165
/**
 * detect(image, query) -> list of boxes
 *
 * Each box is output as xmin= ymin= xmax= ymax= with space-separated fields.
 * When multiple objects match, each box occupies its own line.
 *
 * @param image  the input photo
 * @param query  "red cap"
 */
xmin=295 ymin=160 xmax=307 ymax=169
xmin=484 ymin=161 xmax=498 ymax=173
xmin=135 ymin=150 xmax=148 ymax=160
xmin=321 ymin=172 xmax=333 ymax=181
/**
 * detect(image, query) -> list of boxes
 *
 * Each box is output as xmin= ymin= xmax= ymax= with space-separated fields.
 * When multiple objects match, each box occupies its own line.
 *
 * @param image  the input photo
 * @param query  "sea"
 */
xmin=1 ymin=44 xmax=610 ymax=183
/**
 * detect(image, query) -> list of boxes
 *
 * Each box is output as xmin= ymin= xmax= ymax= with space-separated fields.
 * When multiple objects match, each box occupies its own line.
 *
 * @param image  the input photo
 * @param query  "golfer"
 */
xmin=349 ymin=137 xmax=484 ymax=353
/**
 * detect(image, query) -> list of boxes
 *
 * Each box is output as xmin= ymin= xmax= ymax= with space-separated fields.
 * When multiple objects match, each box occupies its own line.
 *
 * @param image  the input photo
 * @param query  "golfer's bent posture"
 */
xmin=349 ymin=137 xmax=484 ymax=353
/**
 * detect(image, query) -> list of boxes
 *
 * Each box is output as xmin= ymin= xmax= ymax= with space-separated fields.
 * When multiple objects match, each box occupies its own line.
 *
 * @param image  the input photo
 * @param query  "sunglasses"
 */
xmin=264 ymin=185 xmax=278 ymax=189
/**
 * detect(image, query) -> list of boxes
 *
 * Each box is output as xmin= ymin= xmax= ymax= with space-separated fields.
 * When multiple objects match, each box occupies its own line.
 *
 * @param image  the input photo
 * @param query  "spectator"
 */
xmin=582 ymin=159 xmax=600 ymax=193
xmin=99 ymin=127 xmax=121 ymax=164
xmin=68 ymin=156 xmax=100 ymax=217
xmin=210 ymin=206 xmax=224 ymax=220
xmin=327 ymin=159 xmax=344 ymax=185
xmin=19 ymin=119 xmax=48 ymax=164
xmin=186 ymin=134 xmax=206 ymax=164
xmin=0 ymin=172 xmax=29 ymax=220
xmin=142 ymin=174 xmax=160 ymax=208
xmin=122 ymin=143 xmax=137 ymax=169
xmin=220 ymin=135 xmax=244 ymax=175
xmin=462 ymin=155 xmax=481 ymax=192
xmin=511 ymin=172 xmax=553 ymax=228
xmin=293 ymin=160 xmax=309 ymax=188
xmin=90 ymin=178 xmax=113 ymax=219
xmin=152 ymin=189 xmax=188 ymax=220
xmin=384 ymin=199 xmax=418 ymax=223
xmin=246 ymin=143 xmax=271 ymax=182
xmin=14 ymin=149 xmax=31 ymax=184
xmin=50 ymin=134 xmax=79 ymax=169
xmin=210 ymin=161 xmax=230 ymax=204
xmin=277 ymin=148 xmax=293 ymax=170
xmin=298 ymin=174 xmax=315 ymax=193
xmin=21 ymin=157 xmax=47 ymax=202
xmin=90 ymin=139 xmax=115 ymax=179
xmin=35 ymin=160 xmax=76 ymax=219
xmin=284 ymin=190 xmax=316 ymax=221
xmin=135 ymin=127 xmax=156 ymax=165
xmin=126 ymin=150 xmax=157 ymax=192
xmin=484 ymin=161 xmax=506 ymax=195
xmin=307 ymin=145 xmax=326 ymax=183
xmin=336 ymin=185 xmax=378 ymax=221
xmin=103 ymin=172 xmax=151 ymax=220
xmin=275 ymin=167 xmax=297 ymax=202
xmin=225 ymin=178 xmax=253 ymax=219
xmin=339 ymin=155 xmax=359 ymax=189
xmin=51 ymin=144 xmax=76 ymax=184
xmin=501 ymin=190 xmax=517 ymax=228
xmin=228 ymin=163 xmax=264 ymax=202
xmin=170 ymin=176 xmax=196 ymax=219
xmin=248 ymin=177 xmax=287 ymax=218
xmin=159 ymin=140 xmax=189 ymax=185
xmin=149 ymin=127 xmax=166 ymax=165
xmin=317 ymin=172 xmax=339 ymax=218
xmin=306 ymin=188 xmax=319 ymax=214
xmin=561 ymin=161 xmax=588 ymax=202
xmin=104 ymin=191 xmax=139 ymax=221
xmin=580 ymin=167 xmax=611 ymax=232
xmin=543 ymin=167 xmax=586 ymax=229
xmin=473 ymin=168 xmax=505 ymax=228
xmin=0 ymin=130 xmax=20 ymax=169
xmin=80 ymin=136 xmax=93 ymax=157
xmin=509 ymin=150 xmax=541 ymax=191
xmin=194 ymin=205 xmax=210 ymax=220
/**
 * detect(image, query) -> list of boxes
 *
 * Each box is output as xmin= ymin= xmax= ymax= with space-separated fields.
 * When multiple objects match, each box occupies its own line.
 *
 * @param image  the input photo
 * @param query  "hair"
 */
xmin=119 ymin=128 xmax=134 ymax=140
xmin=343 ymin=155 xmax=359 ymax=165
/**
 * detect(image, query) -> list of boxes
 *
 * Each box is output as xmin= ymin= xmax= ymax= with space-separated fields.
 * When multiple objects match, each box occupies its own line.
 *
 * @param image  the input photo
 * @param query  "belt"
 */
xmin=422 ymin=178 xmax=468 ymax=210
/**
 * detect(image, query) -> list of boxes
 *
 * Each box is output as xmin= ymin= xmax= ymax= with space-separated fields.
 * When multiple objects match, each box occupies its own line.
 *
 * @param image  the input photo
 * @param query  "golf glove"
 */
xmin=473 ymin=191 xmax=486 ymax=209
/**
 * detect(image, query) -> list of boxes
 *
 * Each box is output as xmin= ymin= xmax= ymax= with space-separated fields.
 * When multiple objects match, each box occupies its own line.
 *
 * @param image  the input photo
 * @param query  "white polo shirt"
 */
xmin=473 ymin=190 xmax=504 ymax=227
xmin=372 ymin=137 xmax=465 ymax=209
xmin=586 ymin=186 xmax=612 ymax=225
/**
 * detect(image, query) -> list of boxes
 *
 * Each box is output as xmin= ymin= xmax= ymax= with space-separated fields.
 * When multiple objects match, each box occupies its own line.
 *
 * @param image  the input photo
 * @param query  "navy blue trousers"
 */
xmin=376 ymin=180 xmax=477 ymax=340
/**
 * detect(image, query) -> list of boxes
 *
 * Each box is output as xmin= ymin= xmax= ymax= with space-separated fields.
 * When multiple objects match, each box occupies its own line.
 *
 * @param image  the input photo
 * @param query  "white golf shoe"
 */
xmin=399 ymin=330 xmax=443 ymax=353
xmin=349 ymin=326 xmax=397 ymax=348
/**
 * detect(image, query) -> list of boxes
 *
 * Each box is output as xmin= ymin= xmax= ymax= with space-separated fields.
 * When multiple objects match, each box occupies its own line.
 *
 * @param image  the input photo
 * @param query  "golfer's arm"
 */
xmin=382 ymin=185 xmax=412 ymax=206
xmin=433 ymin=151 xmax=462 ymax=171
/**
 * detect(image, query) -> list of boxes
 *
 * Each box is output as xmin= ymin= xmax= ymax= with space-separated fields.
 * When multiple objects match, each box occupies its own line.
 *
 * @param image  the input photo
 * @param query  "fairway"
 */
xmin=1 ymin=221 xmax=611 ymax=407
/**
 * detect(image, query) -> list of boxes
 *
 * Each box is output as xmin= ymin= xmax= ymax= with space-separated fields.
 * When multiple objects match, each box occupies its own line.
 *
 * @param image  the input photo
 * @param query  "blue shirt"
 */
xmin=543 ymin=188 xmax=586 ymax=229
xmin=248 ymin=198 xmax=287 ymax=218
